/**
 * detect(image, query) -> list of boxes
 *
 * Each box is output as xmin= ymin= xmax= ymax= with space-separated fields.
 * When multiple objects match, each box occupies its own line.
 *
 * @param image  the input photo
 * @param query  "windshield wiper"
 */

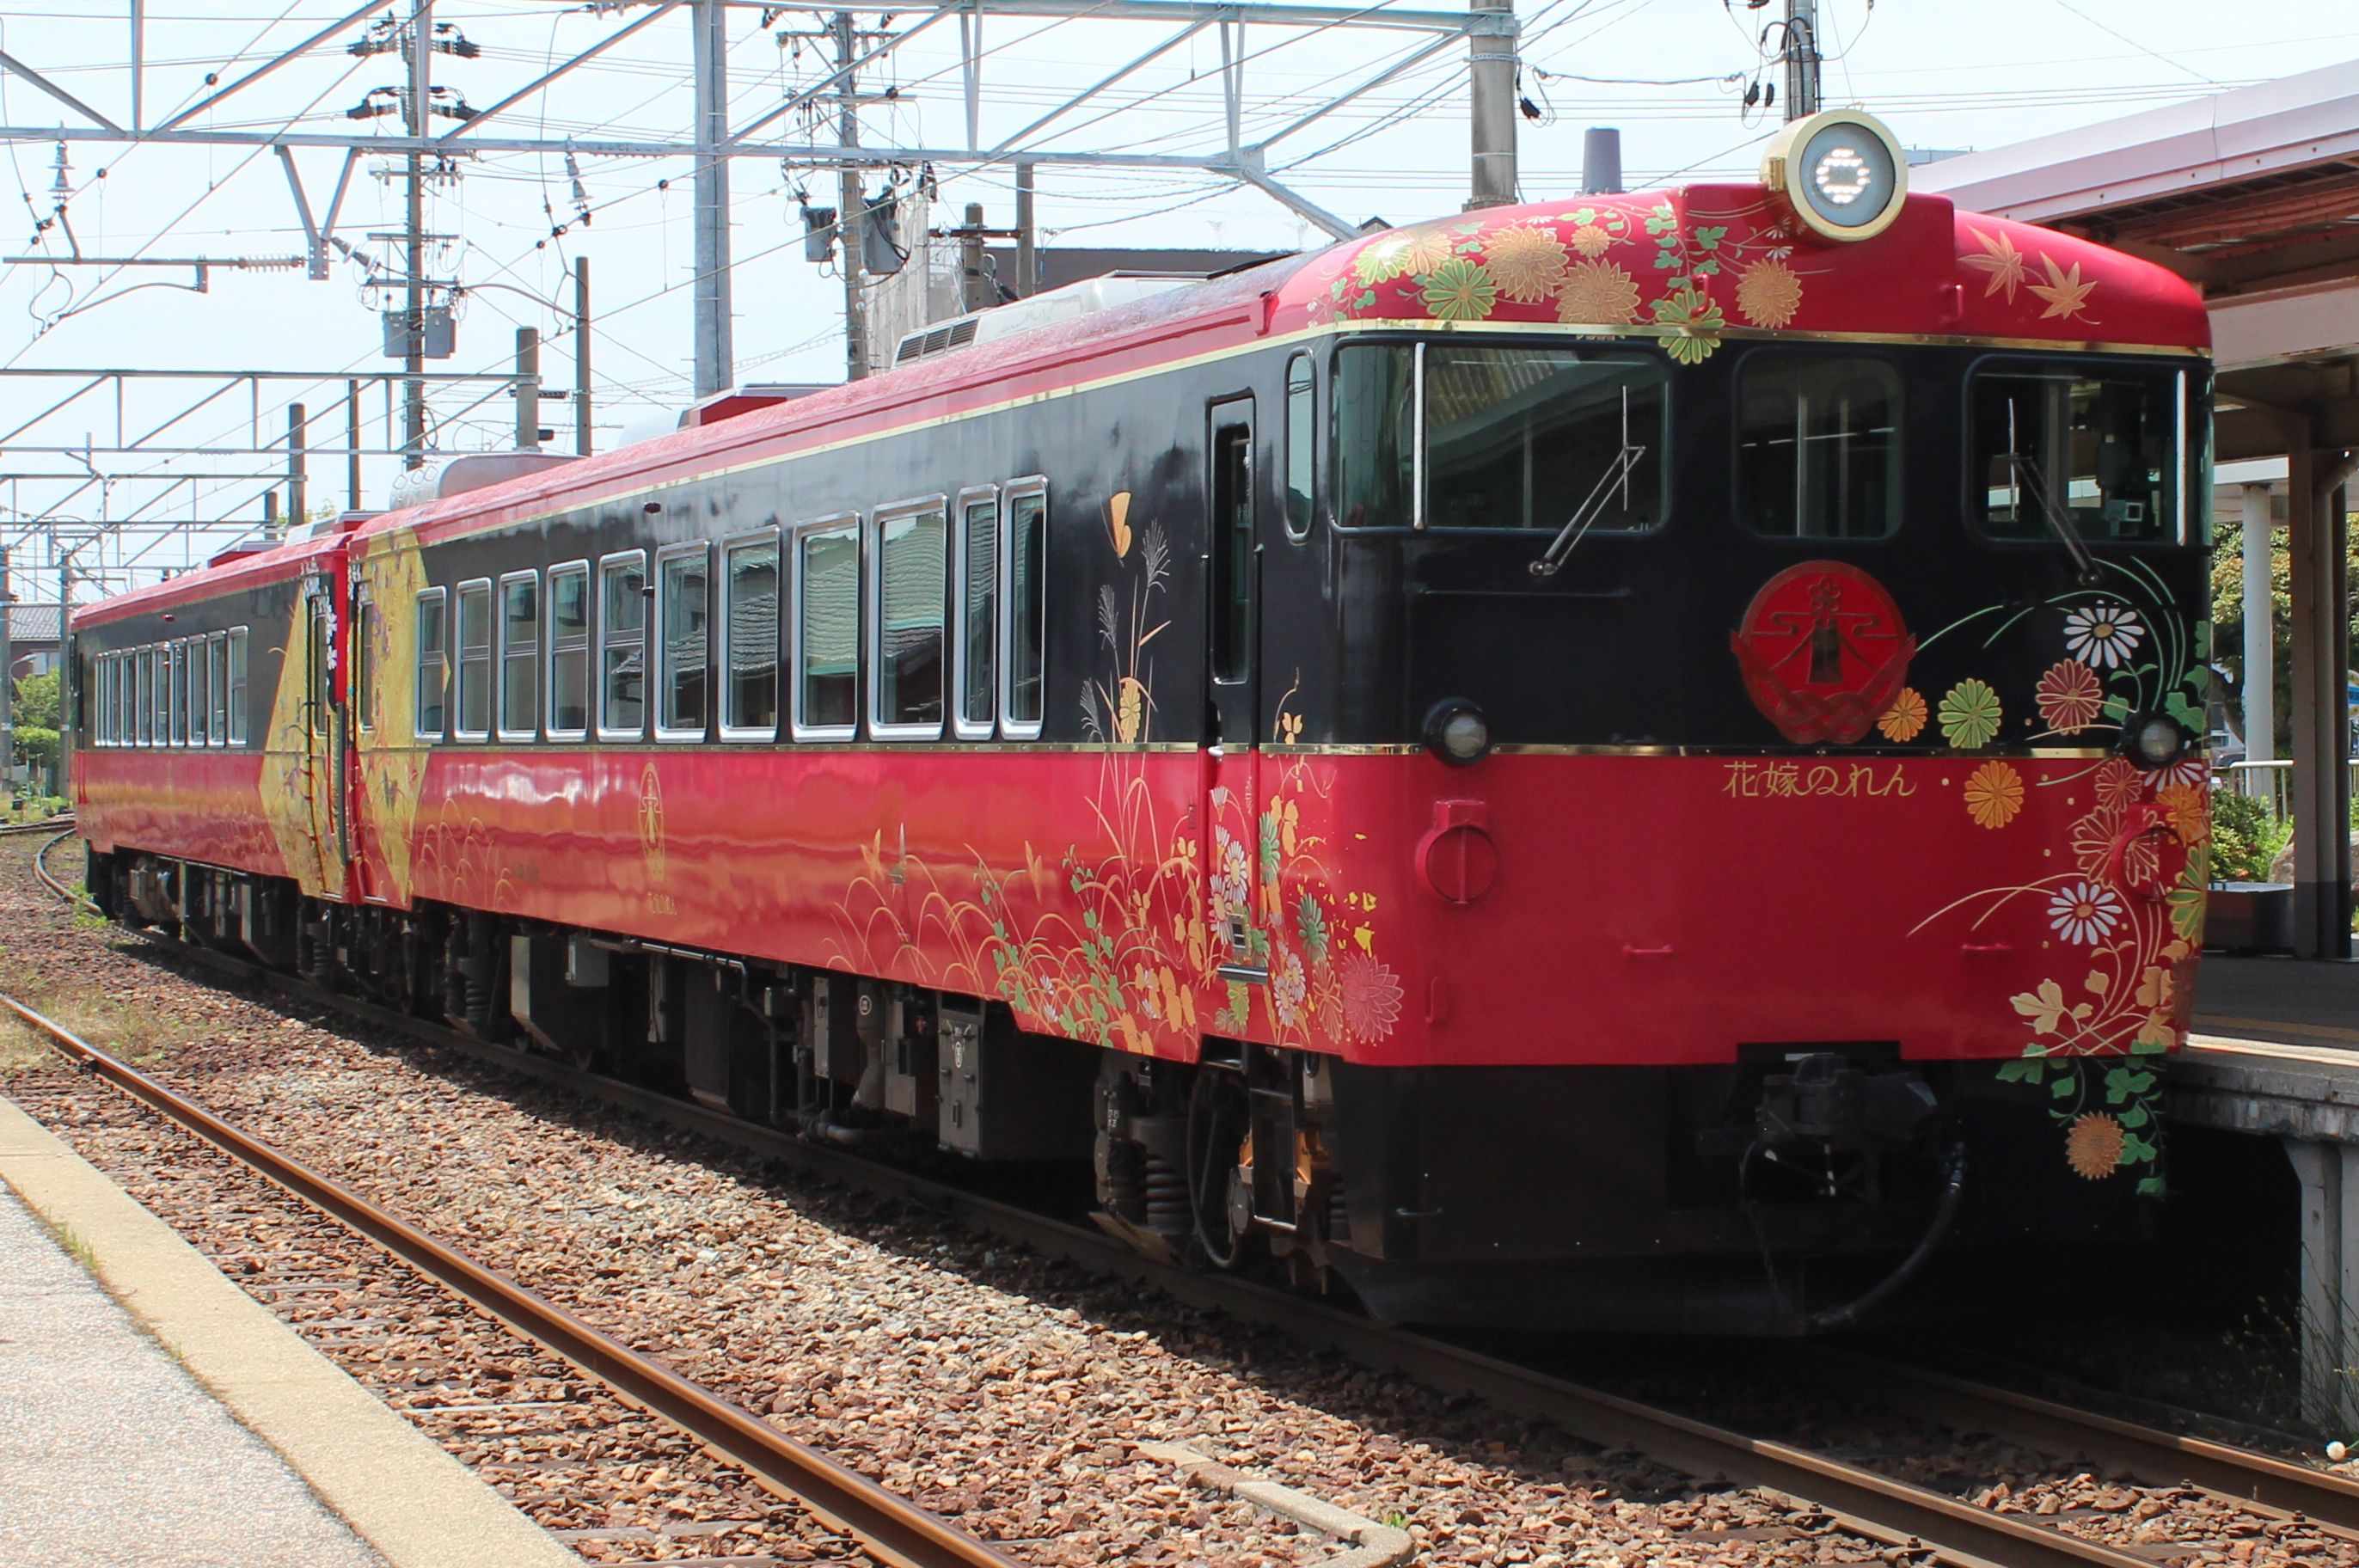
xmin=1530 ymin=388 xmax=1647 ymax=579
xmin=2007 ymin=450 xmax=2100 ymax=585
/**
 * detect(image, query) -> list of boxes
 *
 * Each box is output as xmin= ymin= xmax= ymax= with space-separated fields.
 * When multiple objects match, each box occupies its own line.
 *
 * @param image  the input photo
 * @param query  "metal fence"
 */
xmin=2220 ymin=758 xmax=2359 ymax=822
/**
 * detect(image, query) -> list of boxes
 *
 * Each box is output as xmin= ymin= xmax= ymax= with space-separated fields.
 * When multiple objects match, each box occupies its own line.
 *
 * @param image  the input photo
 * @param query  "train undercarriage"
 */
xmin=89 ymin=844 xmax=2141 ymax=1334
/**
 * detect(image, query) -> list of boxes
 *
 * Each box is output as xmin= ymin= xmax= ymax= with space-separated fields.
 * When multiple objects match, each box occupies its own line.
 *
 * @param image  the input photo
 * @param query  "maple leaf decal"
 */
xmin=2027 ymin=254 xmax=2097 ymax=322
xmin=1963 ymin=226 xmax=2026 ymax=302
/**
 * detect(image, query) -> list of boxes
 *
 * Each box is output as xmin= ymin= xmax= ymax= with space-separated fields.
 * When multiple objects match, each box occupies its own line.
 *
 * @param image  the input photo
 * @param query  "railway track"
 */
xmin=21 ymin=847 xmax=2359 ymax=1568
xmin=0 ymin=987 xmax=1021 ymax=1568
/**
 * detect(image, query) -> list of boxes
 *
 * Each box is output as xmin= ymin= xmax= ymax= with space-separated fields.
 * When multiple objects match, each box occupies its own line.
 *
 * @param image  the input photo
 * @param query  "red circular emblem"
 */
xmin=1730 ymin=561 xmax=1916 ymax=744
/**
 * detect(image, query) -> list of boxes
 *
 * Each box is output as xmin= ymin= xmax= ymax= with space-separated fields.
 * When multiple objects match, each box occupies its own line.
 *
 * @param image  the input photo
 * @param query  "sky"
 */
xmin=0 ymin=0 xmax=2352 ymax=590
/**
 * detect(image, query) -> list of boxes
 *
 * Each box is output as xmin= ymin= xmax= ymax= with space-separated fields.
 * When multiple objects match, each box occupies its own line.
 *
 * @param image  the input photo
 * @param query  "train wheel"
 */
xmin=1185 ymin=1069 xmax=1252 ymax=1270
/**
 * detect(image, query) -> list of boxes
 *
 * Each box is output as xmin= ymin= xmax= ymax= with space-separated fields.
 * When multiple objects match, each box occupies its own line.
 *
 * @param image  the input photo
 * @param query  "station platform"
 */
xmin=0 ymin=1096 xmax=576 ymax=1568
xmin=2174 ymin=954 xmax=2359 ymax=1428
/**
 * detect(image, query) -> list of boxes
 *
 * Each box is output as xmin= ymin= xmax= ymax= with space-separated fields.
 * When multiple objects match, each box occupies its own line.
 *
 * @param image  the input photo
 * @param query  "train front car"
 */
xmin=1180 ymin=112 xmax=2214 ymax=1330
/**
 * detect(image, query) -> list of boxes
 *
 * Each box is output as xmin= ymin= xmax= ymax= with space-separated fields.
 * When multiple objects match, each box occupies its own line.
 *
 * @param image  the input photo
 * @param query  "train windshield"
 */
xmin=1333 ymin=343 xmax=1666 ymax=532
xmin=1972 ymin=364 xmax=2190 ymax=547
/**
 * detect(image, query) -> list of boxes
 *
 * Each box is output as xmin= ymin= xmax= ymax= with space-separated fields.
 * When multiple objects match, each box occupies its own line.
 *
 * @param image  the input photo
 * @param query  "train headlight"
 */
xmin=1761 ymin=109 xmax=1909 ymax=243
xmin=2126 ymin=714 xmax=2190 ymax=770
xmin=1424 ymin=700 xmax=1492 ymax=766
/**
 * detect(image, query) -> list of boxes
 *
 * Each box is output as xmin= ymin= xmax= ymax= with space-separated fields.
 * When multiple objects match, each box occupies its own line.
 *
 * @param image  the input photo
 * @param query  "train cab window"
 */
xmin=720 ymin=535 xmax=779 ymax=739
xmin=1738 ymin=353 xmax=1902 ymax=539
xmin=207 ymin=634 xmax=227 ymax=746
xmin=1335 ymin=343 xmax=1666 ymax=531
xmin=1973 ymin=365 xmax=2179 ymax=545
xmin=414 ymin=589 xmax=449 ymax=739
xmin=656 ymin=546 xmax=709 ymax=740
xmin=169 ymin=642 xmax=188 ymax=747
xmin=497 ymin=571 xmax=541 ymax=742
xmin=1004 ymin=483 xmax=1046 ymax=736
xmin=1284 ymin=353 xmax=1316 ymax=538
xmin=547 ymin=562 xmax=591 ymax=740
xmin=873 ymin=504 xmax=946 ymax=737
xmin=598 ymin=554 xmax=646 ymax=738
xmin=226 ymin=628 xmax=250 ymax=747
xmin=794 ymin=519 xmax=859 ymax=738
xmin=954 ymin=490 xmax=997 ymax=739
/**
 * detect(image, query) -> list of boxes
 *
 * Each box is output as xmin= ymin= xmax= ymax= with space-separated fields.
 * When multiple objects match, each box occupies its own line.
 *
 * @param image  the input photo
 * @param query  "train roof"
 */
xmin=71 ymin=522 xmax=350 ymax=631
xmin=77 ymin=179 xmax=2210 ymax=625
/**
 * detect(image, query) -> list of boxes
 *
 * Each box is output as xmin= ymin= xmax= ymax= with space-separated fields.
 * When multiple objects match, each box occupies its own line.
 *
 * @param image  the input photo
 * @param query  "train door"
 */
xmin=1202 ymin=396 xmax=1265 ymax=986
xmin=301 ymin=572 xmax=350 ymax=891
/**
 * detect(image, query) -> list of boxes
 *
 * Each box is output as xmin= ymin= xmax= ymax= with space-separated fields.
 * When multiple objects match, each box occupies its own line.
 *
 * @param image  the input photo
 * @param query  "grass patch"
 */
xmin=34 ymin=1211 xmax=99 ymax=1273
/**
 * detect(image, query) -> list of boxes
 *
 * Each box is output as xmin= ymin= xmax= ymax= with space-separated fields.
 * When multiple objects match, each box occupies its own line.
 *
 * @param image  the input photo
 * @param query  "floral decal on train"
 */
xmin=825 ymin=492 xmax=1402 ymax=1060
xmin=1901 ymin=572 xmax=2209 ymax=1193
xmin=1301 ymin=193 xmax=1816 ymax=365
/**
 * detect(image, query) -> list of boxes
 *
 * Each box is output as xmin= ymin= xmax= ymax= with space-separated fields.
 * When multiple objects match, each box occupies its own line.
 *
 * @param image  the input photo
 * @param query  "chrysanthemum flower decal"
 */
xmin=1877 ymin=687 xmax=1927 ymax=743
xmin=1962 ymin=760 xmax=2024 ymax=830
xmin=2048 ymin=880 xmax=2126 ymax=947
xmin=2062 ymin=602 xmax=2143 ymax=671
xmin=2034 ymin=659 xmax=2103 ymax=734
xmin=1937 ymin=678 xmax=2002 ymax=749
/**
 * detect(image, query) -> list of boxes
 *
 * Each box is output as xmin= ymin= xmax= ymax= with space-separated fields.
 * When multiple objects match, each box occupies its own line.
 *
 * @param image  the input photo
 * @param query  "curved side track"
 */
xmin=1798 ymin=1346 xmax=2359 ymax=1537
xmin=29 ymin=853 xmax=2356 ymax=1568
xmin=0 ymin=989 xmax=1023 ymax=1568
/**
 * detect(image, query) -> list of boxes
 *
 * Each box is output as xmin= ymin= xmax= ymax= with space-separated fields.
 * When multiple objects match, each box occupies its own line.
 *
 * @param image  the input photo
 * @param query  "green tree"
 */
xmin=9 ymin=670 xmax=59 ymax=786
xmin=2209 ymin=515 xmax=2359 ymax=756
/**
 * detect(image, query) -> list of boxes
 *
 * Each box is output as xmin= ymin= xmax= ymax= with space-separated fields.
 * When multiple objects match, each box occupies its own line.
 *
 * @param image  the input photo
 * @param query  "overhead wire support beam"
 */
xmin=433 ymin=1 xmax=684 ymax=142
xmin=0 ymin=50 xmax=123 ymax=133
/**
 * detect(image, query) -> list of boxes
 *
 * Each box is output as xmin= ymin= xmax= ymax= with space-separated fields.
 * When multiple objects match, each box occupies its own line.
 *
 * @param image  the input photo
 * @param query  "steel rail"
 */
xmin=18 ymin=866 xmax=2210 ymax=1568
xmin=0 ymin=815 xmax=72 ymax=836
xmin=0 ymin=989 xmax=1023 ymax=1568
xmin=85 ymin=940 xmax=2157 ymax=1568
xmin=1798 ymin=1345 xmax=2359 ymax=1537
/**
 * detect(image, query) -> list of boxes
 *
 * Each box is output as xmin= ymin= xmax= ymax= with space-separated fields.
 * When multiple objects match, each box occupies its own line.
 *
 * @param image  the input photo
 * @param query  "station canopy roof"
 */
xmin=1916 ymin=59 xmax=2359 ymax=463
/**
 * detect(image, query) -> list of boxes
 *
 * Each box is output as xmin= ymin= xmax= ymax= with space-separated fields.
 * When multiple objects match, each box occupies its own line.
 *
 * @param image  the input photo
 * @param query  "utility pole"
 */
xmin=574 ymin=256 xmax=592 ymax=457
xmin=1466 ymin=0 xmax=1517 ymax=209
xmin=514 ymin=328 xmax=541 ymax=450
xmin=959 ymin=202 xmax=988 ymax=313
xmin=1782 ymin=0 xmax=1821 ymax=121
xmin=1014 ymin=162 xmax=1037 ymax=298
xmin=0 ymin=548 xmax=12 ymax=797
xmin=836 ymin=10 xmax=869 ymax=383
xmin=690 ymin=0 xmax=733 ymax=398
xmin=404 ymin=0 xmax=431 ymax=467
xmin=286 ymin=402 xmax=307 ymax=528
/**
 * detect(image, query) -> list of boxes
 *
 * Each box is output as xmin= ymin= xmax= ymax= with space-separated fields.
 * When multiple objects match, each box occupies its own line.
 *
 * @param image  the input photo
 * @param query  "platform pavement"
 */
xmin=0 ymin=1095 xmax=578 ymax=1568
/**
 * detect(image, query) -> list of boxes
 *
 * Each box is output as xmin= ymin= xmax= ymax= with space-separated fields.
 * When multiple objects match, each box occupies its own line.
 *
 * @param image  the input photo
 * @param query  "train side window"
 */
xmin=1738 ymin=353 xmax=1902 ymax=539
xmin=136 ymin=649 xmax=153 ymax=746
xmin=497 ymin=570 xmax=541 ymax=742
xmin=1284 ymin=352 xmax=1315 ymax=538
xmin=720 ymin=532 xmax=780 ymax=740
xmin=189 ymin=637 xmax=210 ymax=746
xmin=546 ymin=561 xmax=590 ymax=740
xmin=656 ymin=545 xmax=710 ymax=740
xmin=206 ymin=634 xmax=227 ymax=746
xmin=352 ymin=591 xmax=375 ymax=734
xmin=414 ymin=588 xmax=449 ymax=740
xmin=953 ymin=488 xmax=998 ymax=739
xmin=227 ymin=628 xmax=250 ymax=747
xmin=872 ymin=501 xmax=947 ymax=738
xmin=456 ymin=580 xmax=495 ymax=739
xmin=1002 ymin=481 xmax=1046 ymax=737
xmin=155 ymin=646 xmax=171 ymax=745
xmin=793 ymin=517 xmax=860 ymax=740
xmin=170 ymin=641 xmax=188 ymax=747
xmin=597 ymin=552 xmax=646 ymax=738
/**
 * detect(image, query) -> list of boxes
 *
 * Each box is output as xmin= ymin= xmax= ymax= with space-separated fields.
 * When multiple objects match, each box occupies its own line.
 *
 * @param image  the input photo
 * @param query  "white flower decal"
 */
xmin=2062 ymin=602 xmax=2144 ymax=671
xmin=1210 ymin=825 xmax=1251 ymax=928
xmin=2049 ymin=880 xmax=2126 ymax=947
xmin=2154 ymin=755 xmax=2210 ymax=793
